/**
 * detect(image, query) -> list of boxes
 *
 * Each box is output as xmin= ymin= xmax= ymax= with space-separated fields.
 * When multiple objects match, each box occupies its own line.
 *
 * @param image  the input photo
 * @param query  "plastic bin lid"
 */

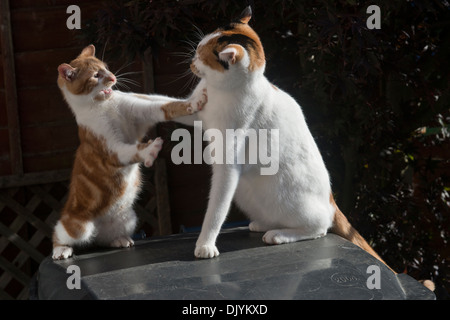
xmin=36 ymin=227 xmax=435 ymax=300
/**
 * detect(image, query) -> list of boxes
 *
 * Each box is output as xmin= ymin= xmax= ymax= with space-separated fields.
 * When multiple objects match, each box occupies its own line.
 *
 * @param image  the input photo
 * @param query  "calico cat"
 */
xmin=52 ymin=45 xmax=206 ymax=260
xmin=180 ymin=6 xmax=392 ymax=269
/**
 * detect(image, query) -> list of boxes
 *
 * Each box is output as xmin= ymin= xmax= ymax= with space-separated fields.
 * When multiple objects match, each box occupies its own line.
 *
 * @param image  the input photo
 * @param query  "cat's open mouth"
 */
xmin=101 ymin=88 xmax=113 ymax=97
xmin=95 ymin=88 xmax=113 ymax=101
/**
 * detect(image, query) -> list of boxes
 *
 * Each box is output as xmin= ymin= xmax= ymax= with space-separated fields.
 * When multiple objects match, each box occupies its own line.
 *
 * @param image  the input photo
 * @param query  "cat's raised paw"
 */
xmin=52 ymin=245 xmax=73 ymax=260
xmin=110 ymin=236 xmax=134 ymax=248
xmin=142 ymin=137 xmax=163 ymax=167
xmin=188 ymin=88 xmax=208 ymax=113
xmin=194 ymin=244 xmax=219 ymax=259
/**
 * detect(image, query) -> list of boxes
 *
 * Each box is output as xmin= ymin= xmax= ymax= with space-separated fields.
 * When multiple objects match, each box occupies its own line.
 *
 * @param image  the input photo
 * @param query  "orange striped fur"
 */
xmin=55 ymin=127 xmax=131 ymax=240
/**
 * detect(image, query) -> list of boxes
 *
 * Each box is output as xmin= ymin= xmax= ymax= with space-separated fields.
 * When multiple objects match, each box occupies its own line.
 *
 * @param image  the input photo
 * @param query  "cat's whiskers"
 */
xmin=116 ymin=70 xmax=143 ymax=77
xmin=116 ymin=76 xmax=140 ymax=86
xmin=192 ymin=24 xmax=205 ymax=42
xmin=114 ymin=81 xmax=131 ymax=91
xmin=180 ymin=70 xmax=199 ymax=94
xmin=163 ymin=35 xmax=200 ymax=92
xmin=172 ymin=50 xmax=195 ymax=61
xmin=101 ymin=38 xmax=109 ymax=62
xmin=114 ymin=70 xmax=143 ymax=91
xmin=179 ymin=39 xmax=198 ymax=53
xmin=160 ymin=60 xmax=198 ymax=92
xmin=114 ymin=61 xmax=137 ymax=77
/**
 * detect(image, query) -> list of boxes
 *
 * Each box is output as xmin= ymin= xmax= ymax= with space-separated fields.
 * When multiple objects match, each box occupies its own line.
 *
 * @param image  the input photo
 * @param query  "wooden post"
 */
xmin=0 ymin=0 xmax=23 ymax=176
xmin=142 ymin=47 xmax=172 ymax=235
xmin=154 ymin=158 xmax=172 ymax=235
xmin=143 ymin=47 xmax=155 ymax=94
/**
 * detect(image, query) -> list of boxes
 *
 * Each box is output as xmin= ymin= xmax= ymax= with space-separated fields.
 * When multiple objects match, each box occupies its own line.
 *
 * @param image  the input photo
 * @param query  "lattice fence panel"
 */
xmin=0 ymin=169 xmax=162 ymax=300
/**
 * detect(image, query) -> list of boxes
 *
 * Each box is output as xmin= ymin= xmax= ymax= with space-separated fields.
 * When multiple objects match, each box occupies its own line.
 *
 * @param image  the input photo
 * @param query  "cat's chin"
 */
xmin=96 ymin=89 xmax=114 ymax=100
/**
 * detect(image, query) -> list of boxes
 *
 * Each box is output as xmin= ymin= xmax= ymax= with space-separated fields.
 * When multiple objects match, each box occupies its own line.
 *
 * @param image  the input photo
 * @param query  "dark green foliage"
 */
xmin=82 ymin=0 xmax=450 ymax=298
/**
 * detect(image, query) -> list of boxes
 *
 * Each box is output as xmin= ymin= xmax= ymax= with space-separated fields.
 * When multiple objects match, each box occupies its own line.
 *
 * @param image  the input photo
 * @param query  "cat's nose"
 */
xmin=106 ymin=75 xmax=116 ymax=82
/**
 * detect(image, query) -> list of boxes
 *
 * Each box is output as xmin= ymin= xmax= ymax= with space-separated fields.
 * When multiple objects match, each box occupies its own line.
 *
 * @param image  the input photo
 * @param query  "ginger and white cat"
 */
xmin=52 ymin=45 xmax=205 ymax=260
xmin=176 ymin=7 xmax=391 ymax=267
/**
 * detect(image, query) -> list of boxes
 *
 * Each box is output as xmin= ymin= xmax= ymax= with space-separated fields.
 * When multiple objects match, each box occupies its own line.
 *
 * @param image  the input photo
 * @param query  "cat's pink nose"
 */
xmin=107 ymin=75 xmax=116 ymax=82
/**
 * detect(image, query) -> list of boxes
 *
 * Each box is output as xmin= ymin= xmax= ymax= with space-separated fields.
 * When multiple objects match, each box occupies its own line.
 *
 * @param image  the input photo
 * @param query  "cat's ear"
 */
xmin=58 ymin=63 xmax=76 ymax=82
xmin=80 ymin=44 xmax=96 ymax=57
xmin=238 ymin=6 xmax=252 ymax=24
xmin=219 ymin=45 xmax=244 ymax=65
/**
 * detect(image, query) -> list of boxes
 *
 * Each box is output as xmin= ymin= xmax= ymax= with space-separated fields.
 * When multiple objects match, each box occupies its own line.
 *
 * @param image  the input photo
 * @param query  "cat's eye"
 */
xmin=93 ymin=73 xmax=100 ymax=78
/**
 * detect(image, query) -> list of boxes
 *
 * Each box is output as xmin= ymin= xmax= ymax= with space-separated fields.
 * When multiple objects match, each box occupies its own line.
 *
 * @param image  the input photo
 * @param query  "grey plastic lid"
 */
xmin=35 ymin=227 xmax=435 ymax=300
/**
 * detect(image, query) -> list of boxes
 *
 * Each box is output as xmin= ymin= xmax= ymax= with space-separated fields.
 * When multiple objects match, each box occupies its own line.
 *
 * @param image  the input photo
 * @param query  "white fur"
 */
xmin=185 ymin=33 xmax=335 ymax=258
xmin=52 ymin=220 xmax=95 ymax=259
xmin=62 ymin=87 xmax=168 ymax=150
xmin=54 ymin=220 xmax=96 ymax=246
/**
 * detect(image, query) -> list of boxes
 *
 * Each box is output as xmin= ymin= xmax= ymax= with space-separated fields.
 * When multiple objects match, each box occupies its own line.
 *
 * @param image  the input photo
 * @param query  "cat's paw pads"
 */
xmin=110 ymin=236 xmax=134 ymax=248
xmin=188 ymin=88 xmax=207 ymax=113
xmin=194 ymin=244 xmax=219 ymax=259
xmin=143 ymin=137 xmax=163 ymax=167
xmin=262 ymin=230 xmax=286 ymax=245
xmin=52 ymin=245 xmax=73 ymax=260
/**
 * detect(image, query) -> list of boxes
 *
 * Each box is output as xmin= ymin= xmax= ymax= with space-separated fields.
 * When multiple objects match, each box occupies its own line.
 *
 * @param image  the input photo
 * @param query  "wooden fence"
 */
xmin=0 ymin=166 xmax=167 ymax=299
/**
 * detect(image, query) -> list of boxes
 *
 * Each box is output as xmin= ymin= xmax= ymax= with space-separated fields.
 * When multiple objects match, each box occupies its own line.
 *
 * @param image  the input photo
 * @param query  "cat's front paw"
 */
xmin=194 ymin=244 xmax=219 ymax=259
xmin=187 ymin=88 xmax=207 ymax=113
xmin=141 ymin=137 xmax=163 ymax=167
xmin=52 ymin=245 xmax=73 ymax=260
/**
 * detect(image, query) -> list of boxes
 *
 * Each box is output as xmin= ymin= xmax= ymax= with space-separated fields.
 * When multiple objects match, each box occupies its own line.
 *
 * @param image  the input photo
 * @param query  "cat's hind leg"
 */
xmin=249 ymin=219 xmax=326 ymax=242
xmin=109 ymin=209 xmax=137 ymax=248
xmin=52 ymin=218 xmax=95 ymax=260
xmin=95 ymin=208 xmax=137 ymax=248
xmin=262 ymin=228 xmax=327 ymax=245
xmin=260 ymin=194 xmax=334 ymax=245
xmin=110 ymin=236 xmax=134 ymax=248
xmin=249 ymin=221 xmax=270 ymax=232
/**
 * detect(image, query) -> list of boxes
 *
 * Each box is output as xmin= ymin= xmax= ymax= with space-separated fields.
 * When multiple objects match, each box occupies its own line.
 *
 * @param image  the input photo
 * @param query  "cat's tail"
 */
xmin=328 ymin=194 xmax=394 ymax=273
xmin=328 ymin=194 xmax=436 ymax=292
